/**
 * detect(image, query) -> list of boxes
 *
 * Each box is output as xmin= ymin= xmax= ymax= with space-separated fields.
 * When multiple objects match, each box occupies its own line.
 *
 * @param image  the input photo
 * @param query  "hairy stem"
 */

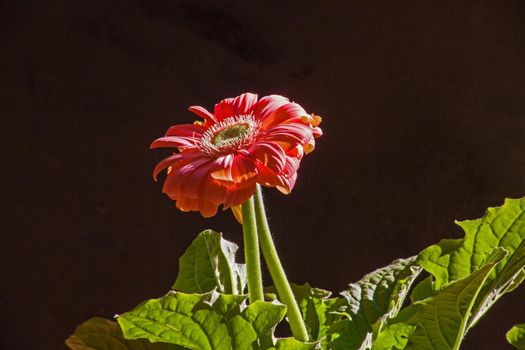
xmin=254 ymin=184 xmax=309 ymax=342
xmin=241 ymin=196 xmax=264 ymax=303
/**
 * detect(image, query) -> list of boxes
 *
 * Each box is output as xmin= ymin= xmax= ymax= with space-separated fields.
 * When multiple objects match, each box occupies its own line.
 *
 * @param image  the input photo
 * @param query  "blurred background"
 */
xmin=2 ymin=0 xmax=525 ymax=348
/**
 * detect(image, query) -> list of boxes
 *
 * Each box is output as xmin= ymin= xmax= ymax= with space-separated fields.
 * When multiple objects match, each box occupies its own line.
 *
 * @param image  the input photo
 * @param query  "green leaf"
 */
xmin=417 ymin=197 xmax=525 ymax=328
xmin=371 ymin=323 xmax=416 ymax=350
xmin=117 ymin=290 xmax=287 ymax=350
xmin=65 ymin=317 xmax=180 ymax=350
xmin=173 ymin=230 xmax=246 ymax=295
xmin=409 ymin=276 xmax=433 ymax=303
xmin=507 ymin=324 xmax=525 ymax=349
xmin=266 ymin=283 xmax=340 ymax=346
xmin=390 ymin=248 xmax=506 ymax=350
xmin=328 ymin=257 xmax=422 ymax=350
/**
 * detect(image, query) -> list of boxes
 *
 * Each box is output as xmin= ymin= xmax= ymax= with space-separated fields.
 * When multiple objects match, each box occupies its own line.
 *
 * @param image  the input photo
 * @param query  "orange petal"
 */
xmin=223 ymin=182 xmax=256 ymax=209
xmin=261 ymin=102 xmax=308 ymax=129
xmin=210 ymin=154 xmax=234 ymax=182
xmin=198 ymin=197 xmax=219 ymax=217
xmin=251 ymin=95 xmax=289 ymax=122
xmin=248 ymin=141 xmax=286 ymax=173
xmin=231 ymin=155 xmax=258 ymax=183
xmin=176 ymin=196 xmax=199 ymax=212
xmin=231 ymin=205 xmax=243 ymax=224
xmin=203 ymin=178 xmax=227 ymax=206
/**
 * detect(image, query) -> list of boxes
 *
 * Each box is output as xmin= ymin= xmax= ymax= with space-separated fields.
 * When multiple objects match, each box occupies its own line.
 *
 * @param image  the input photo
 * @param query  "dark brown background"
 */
xmin=2 ymin=0 xmax=525 ymax=349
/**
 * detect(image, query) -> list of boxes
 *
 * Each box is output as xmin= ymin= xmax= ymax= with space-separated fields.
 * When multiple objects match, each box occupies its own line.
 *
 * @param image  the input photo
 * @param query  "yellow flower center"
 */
xmin=211 ymin=123 xmax=251 ymax=148
xmin=200 ymin=115 xmax=259 ymax=156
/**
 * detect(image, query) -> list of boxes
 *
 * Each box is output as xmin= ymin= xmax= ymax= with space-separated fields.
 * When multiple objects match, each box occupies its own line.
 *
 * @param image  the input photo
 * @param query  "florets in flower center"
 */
xmin=212 ymin=123 xmax=250 ymax=146
xmin=200 ymin=115 xmax=259 ymax=155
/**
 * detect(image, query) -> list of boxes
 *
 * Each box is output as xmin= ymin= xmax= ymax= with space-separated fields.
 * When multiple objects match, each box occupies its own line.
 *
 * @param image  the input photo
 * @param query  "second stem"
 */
xmin=253 ymin=184 xmax=310 ymax=342
xmin=241 ymin=196 xmax=264 ymax=303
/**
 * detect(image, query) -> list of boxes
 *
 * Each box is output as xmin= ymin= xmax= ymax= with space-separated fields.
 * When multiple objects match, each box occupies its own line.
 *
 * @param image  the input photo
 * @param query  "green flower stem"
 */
xmin=253 ymin=184 xmax=309 ymax=342
xmin=241 ymin=196 xmax=264 ymax=303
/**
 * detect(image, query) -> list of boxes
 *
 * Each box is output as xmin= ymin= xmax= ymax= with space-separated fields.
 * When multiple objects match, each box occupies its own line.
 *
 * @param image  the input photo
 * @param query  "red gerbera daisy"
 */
xmin=151 ymin=93 xmax=322 ymax=217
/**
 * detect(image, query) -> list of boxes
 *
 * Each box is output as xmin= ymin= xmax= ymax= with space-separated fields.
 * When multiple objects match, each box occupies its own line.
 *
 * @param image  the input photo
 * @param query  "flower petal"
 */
xmin=210 ymin=154 xmax=234 ymax=182
xmin=231 ymin=93 xmax=258 ymax=115
xmin=251 ymin=95 xmax=290 ymax=122
xmin=203 ymin=179 xmax=227 ymax=206
xmin=223 ymin=182 xmax=256 ymax=209
xmin=150 ymin=136 xmax=198 ymax=150
xmin=165 ymin=124 xmax=205 ymax=137
xmin=276 ymin=172 xmax=297 ymax=194
xmin=260 ymin=102 xmax=308 ymax=129
xmin=176 ymin=196 xmax=199 ymax=212
xmin=153 ymin=150 xmax=203 ymax=180
xmin=261 ymin=124 xmax=314 ymax=147
xmin=178 ymin=160 xmax=217 ymax=199
xmin=198 ymin=197 xmax=219 ymax=217
xmin=162 ymin=155 xmax=210 ymax=197
xmin=231 ymin=154 xmax=258 ymax=183
xmin=214 ymin=98 xmax=235 ymax=120
xmin=255 ymin=162 xmax=285 ymax=188
xmin=152 ymin=153 xmax=183 ymax=180
xmin=248 ymin=141 xmax=287 ymax=174
xmin=231 ymin=205 xmax=243 ymax=224
xmin=214 ymin=93 xmax=259 ymax=120
xmin=189 ymin=105 xmax=216 ymax=124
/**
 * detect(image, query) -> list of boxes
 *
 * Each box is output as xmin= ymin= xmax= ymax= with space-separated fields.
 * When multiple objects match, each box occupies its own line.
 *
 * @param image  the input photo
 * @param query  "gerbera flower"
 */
xmin=151 ymin=93 xmax=322 ymax=217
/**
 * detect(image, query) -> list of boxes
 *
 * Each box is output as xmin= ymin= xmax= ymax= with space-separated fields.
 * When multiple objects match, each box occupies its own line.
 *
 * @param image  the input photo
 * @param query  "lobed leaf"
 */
xmin=173 ymin=230 xmax=246 ymax=295
xmin=416 ymin=197 xmax=525 ymax=329
xmin=385 ymin=248 xmax=506 ymax=350
xmin=65 ymin=317 xmax=180 ymax=350
xmin=328 ymin=256 xmax=422 ymax=350
xmin=117 ymin=290 xmax=287 ymax=350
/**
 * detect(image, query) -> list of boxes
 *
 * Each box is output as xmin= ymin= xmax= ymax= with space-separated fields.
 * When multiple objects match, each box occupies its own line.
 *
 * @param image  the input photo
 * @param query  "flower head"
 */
xmin=151 ymin=93 xmax=322 ymax=217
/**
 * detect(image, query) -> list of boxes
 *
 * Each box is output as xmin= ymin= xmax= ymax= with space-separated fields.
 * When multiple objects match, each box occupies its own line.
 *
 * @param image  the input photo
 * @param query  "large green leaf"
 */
xmin=417 ymin=197 xmax=525 ymax=328
xmin=386 ymin=248 xmax=506 ymax=350
xmin=507 ymin=324 xmax=525 ymax=349
xmin=327 ymin=257 xmax=422 ymax=350
xmin=117 ymin=290 xmax=288 ymax=350
xmin=65 ymin=317 xmax=180 ymax=350
xmin=173 ymin=230 xmax=246 ymax=295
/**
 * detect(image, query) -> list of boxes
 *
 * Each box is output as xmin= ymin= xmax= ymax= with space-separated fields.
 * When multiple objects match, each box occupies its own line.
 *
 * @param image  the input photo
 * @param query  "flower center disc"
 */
xmin=211 ymin=123 xmax=250 ymax=147
xmin=200 ymin=115 xmax=259 ymax=156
